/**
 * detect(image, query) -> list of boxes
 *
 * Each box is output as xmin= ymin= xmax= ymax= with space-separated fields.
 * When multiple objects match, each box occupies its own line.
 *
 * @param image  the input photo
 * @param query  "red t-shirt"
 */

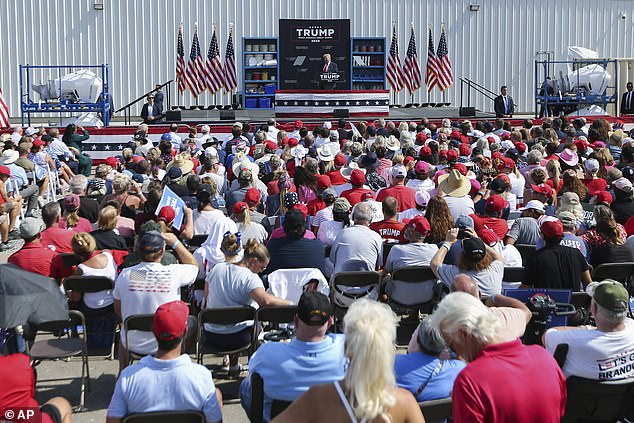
xmin=325 ymin=170 xmax=348 ymax=186
xmin=376 ymin=185 xmax=417 ymax=212
xmin=341 ymin=187 xmax=375 ymax=207
xmin=452 ymin=340 xmax=566 ymax=423
xmin=369 ymin=219 xmax=406 ymax=243
xmin=470 ymin=214 xmax=509 ymax=241
xmin=582 ymin=178 xmax=608 ymax=197
xmin=0 ymin=354 xmax=55 ymax=423
xmin=39 ymin=226 xmax=74 ymax=253
xmin=59 ymin=217 xmax=93 ymax=233
xmin=7 ymin=242 xmax=63 ymax=278
xmin=307 ymin=198 xmax=326 ymax=217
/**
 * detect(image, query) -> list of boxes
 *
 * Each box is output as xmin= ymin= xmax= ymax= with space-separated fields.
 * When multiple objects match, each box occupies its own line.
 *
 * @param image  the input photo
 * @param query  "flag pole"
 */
xmin=229 ymin=22 xmax=234 ymax=106
xmin=411 ymin=22 xmax=415 ymax=106
xmin=391 ymin=20 xmax=396 ymax=107
xmin=427 ymin=23 xmax=432 ymax=105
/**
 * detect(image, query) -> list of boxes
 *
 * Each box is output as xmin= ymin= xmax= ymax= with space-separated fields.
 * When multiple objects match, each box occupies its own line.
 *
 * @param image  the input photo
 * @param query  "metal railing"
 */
xmin=459 ymin=77 xmax=497 ymax=109
xmin=116 ymin=80 xmax=173 ymax=125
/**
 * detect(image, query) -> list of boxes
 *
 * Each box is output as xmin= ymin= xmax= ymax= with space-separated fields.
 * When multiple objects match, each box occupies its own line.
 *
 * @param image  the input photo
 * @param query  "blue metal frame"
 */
xmin=242 ymin=37 xmax=279 ymax=109
xmin=534 ymin=59 xmax=618 ymax=118
xmin=19 ymin=64 xmax=111 ymax=126
xmin=350 ymin=37 xmax=386 ymax=91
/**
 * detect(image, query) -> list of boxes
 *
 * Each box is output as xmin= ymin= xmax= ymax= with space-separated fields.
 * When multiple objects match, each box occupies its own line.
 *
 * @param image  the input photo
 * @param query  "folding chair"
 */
xmin=29 ymin=310 xmax=90 ymax=409
xmin=196 ymin=306 xmax=256 ymax=365
xmin=11 ymin=179 xmax=26 ymax=222
xmin=45 ymin=164 xmax=59 ymax=202
xmin=515 ymin=244 xmax=536 ymax=266
xmin=266 ymin=268 xmax=328 ymax=304
xmin=330 ymin=271 xmax=381 ymax=330
xmin=250 ymin=372 xmax=293 ymax=423
xmin=63 ymin=276 xmax=117 ymax=358
xmin=419 ymin=398 xmax=453 ymax=423
xmin=388 ymin=266 xmax=439 ymax=315
xmin=502 ymin=266 xmax=525 ymax=290
xmin=254 ymin=306 xmax=298 ymax=349
xmin=123 ymin=314 xmax=155 ymax=365
xmin=122 ymin=411 xmax=205 ymax=423
xmin=188 ymin=234 xmax=208 ymax=249
xmin=561 ymin=376 xmax=634 ymax=422
xmin=591 ymin=262 xmax=634 ymax=285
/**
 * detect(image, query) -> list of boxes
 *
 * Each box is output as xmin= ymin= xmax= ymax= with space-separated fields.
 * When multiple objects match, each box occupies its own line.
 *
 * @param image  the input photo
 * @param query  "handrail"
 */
xmin=459 ymin=77 xmax=497 ymax=110
xmin=116 ymin=80 xmax=173 ymax=125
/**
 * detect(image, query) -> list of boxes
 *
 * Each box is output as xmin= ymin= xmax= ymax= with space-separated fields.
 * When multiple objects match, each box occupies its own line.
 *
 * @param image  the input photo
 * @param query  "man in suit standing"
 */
xmin=494 ymin=86 xmax=515 ymax=118
xmin=319 ymin=53 xmax=339 ymax=90
xmin=621 ymin=82 xmax=634 ymax=115
xmin=140 ymin=93 xmax=164 ymax=124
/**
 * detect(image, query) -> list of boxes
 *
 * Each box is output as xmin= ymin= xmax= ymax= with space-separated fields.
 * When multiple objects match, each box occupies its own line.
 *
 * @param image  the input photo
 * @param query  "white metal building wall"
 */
xmin=1 ymin=0 xmax=633 ymax=120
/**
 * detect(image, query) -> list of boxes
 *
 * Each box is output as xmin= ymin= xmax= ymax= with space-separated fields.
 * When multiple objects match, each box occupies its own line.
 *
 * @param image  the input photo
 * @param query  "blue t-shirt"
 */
xmin=240 ymin=334 xmax=346 ymax=421
xmin=107 ymin=355 xmax=222 ymax=422
xmin=394 ymin=352 xmax=466 ymax=402
xmin=535 ymin=233 xmax=589 ymax=260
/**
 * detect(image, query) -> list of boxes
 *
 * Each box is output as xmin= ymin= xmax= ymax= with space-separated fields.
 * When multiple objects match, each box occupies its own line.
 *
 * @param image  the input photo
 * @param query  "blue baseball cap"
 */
xmin=139 ymin=230 xmax=165 ymax=254
xmin=161 ymin=133 xmax=172 ymax=142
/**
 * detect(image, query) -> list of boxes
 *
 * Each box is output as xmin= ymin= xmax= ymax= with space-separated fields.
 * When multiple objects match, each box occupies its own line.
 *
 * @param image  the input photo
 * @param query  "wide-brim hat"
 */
xmin=166 ymin=152 xmax=194 ymax=174
xmin=340 ymin=161 xmax=366 ymax=179
xmin=232 ymin=158 xmax=260 ymax=180
xmin=360 ymin=152 xmax=380 ymax=170
xmin=0 ymin=149 xmax=19 ymax=165
xmin=386 ymin=135 xmax=401 ymax=151
xmin=317 ymin=144 xmax=335 ymax=162
xmin=438 ymin=169 xmax=471 ymax=197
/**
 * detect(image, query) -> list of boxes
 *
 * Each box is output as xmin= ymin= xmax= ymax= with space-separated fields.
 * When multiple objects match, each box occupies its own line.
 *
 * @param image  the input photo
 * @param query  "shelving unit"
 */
xmin=242 ymin=37 xmax=278 ymax=109
xmin=351 ymin=37 xmax=386 ymax=91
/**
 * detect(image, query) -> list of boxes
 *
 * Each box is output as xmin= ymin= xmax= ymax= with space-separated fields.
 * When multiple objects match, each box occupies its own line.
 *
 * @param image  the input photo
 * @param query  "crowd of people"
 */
xmin=2 ymin=114 xmax=634 ymax=422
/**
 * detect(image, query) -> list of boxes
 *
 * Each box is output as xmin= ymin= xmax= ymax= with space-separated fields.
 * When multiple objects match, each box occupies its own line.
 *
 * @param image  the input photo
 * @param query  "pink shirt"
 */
xmin=59 ymin=217 xmax=93 ymax=233
xmin=268 ymin=228 xmax=316 ymax=241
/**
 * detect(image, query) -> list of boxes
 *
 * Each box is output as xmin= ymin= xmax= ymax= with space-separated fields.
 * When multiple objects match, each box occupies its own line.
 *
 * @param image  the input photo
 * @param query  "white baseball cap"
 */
xmin=520 ymin=199 xmax=545 ymax=212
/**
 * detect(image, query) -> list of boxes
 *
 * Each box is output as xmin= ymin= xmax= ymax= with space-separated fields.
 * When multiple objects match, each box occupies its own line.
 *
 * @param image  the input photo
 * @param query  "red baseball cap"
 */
xmin=502 ymin=132 xmax=511 ymax=140
xmin=334 ymin=154 xmax=346 ymax=167
xmin=531 ymin=183 xmax=554 ymax=197
xmin=446 ymin=150 xmax=458 ymax=161
xmin=403 ymin=156 xmax=415 ymax=166
xmin=280 ymin=136 xmax=290 ymax=147
xmin=295 ymin=120 xmax=303 ymax=129
xmin=485 ymin=194 xmax=508 ymax=213
xmin=288 ymin=138 xmax=299 ymax=148
xmin=574 ymin=138 xmax=588 ymax=152
xmin=438 ymin=150 xmax=448 ymax=159
xmin=453 ymin=163 xmax=468 ymax=176
xmin=595 ymin=190 xmax=613 ymax=205
xmin=153 ymin=300 xmax=190 ymax=341
xmin=233 ymin=201 xmax=249 ymax=215
xmin=244 ymin=187 xmax=261 ymax=205
xmin=541 ymin=219 xmax=564 ymax=238
xmin=514 ymin=142 xmax=527 ymax=154
xmin=351 ymin=169 xmax=365 ymax=186
xmin=0 ymin=165 xmax=11 ymax=177
xmin=265 ymin=140 xmax=277 ymax=151
xmin=450 ymin=130 xmax=461 ymax=139
xmin=492 ymin=151 xmax=503 ymax=160
xmin=105 ymin=157 xmax=119 ymax=168
xmin=459 ymin=143 xmax=470 ymax=156
xmin=497 ymin=157 xmax=515 ymax=171
xmin=419 ymin=146 xmax=432 ymax=157
xmin=158 ymin=206 xmax=176 ymax=224
xmin=317 ymin=174 xmax=332 ymax=189
xmin=33 ymin=139 xmax=45 ymax=147
xmin=415 ymin=161 xmax=429 ymax=174
xmin=495 ymin=173 xmax=511 ymax=186
xmin=487 ymin=136 xmax=496 ymax=144
xmin=293 ymin=203 xmax=308 ymax=218
xmin=416 ymin=132 xmax=427 ymax=144
xmin=408 ymin=215 xmax=431 ymax=236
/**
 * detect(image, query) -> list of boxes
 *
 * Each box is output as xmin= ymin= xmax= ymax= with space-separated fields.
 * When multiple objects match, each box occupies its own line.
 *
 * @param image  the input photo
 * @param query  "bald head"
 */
xmin=382 ymin=196 xmax=398 ymax=219
xmin=451 ymin=274 xmax=480 ymax=298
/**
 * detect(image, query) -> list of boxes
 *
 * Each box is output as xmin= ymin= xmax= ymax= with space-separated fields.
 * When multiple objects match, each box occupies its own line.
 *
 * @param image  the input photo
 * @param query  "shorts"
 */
xmin=40 ymin=403 xmax=62 ymax=423
xmin=203 ymin=326 xmax=255 ymax=351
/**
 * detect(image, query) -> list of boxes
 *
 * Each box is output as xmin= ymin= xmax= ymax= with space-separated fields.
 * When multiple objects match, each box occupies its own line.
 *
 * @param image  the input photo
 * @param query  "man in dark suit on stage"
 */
xmin=494 ymin=85 xmax=515 ymax=118
xmin=140 ymin=93 xmax=164 ymax=124
xmin=621 ymin=82 xmax=634 ymax=115
xmin=319 ymin=53 xmax=339 ymax=90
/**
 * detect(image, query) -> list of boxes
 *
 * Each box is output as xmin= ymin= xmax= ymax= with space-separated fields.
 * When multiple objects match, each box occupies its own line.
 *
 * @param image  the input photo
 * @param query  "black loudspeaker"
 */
xmin=333 ymin=109 xmax=350 ymax=118
xmin=459 ymin=107 xmax=476 ymax=117
xmin=219 ymin=110 xmax=236 ymax=120
xmin=165 ymin=110 xmax=181 ymax=122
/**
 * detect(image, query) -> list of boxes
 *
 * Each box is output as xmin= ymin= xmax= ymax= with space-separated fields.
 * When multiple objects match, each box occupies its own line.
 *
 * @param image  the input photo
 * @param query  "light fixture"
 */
xmin=94 ymin=0 xmax=104 ymax=10
xmin=469 ymin=4 xmax=480 ymax=12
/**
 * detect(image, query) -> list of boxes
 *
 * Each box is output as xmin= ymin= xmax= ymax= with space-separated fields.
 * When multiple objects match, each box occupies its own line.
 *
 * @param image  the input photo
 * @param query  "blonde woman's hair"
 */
xmin=98 ymin=206 xmax=118 ymax=230
xmin=235 ymin=207 xmax=251 ymax=227
xmin=546 ymin=159 xmax=561 ymax=190
xmin=391 ymin=154 xmax=404 ymax=165
xmin=112 ymin=173 xmax=132 ymax=195
xmin=65 ymin=209 xmax=80 ymax=229
xmin=343 ymin=299 xmax=398 ymax=422
xmin=71 ymin=232 xmax=97 ymax=258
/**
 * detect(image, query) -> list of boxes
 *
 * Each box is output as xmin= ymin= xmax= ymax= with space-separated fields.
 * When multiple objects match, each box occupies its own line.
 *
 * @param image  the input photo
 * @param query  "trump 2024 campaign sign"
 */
xmin=279 ymin=19 xmax=351 ymax=90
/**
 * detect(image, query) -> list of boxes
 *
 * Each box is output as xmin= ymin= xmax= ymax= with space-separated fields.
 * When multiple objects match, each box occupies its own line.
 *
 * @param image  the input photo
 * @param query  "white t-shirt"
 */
xmin=406 ymin=178 xmax=435 ymax=192
xmin=236 ymin=221 xmax=268 ymax=244
xmin=385 ymin=243 xmax=438 ymax=272
xmin=443 ymin=195 xmax=475 ymax=222
xmin=193 ymin=209 xmax=226 ymax=236
xmin=545 ymin=319 xmax=634 ymax=380
xmin=312 ymin=205 xmax=333 ymax=228
xmin=317 ymin=220 xmax=344 ymax=247
xmin=508 ymin=172 xmax=526 ymax=202
xmin=77 ymin=251 xmax=117 ymax=309
xmin=199 ymin=172 xmax=227 ymax=195
xmin=113 ymin=262 xmax=198 ymax=354
xmin=204 ymin=262 xmax=264 ymax=334
xmin=398 ymin=208 xmax=424 ymax=222
xmin=330 ymin=225 xmax=383 ymax=274
xmin=436 ymin=260 xmax=504 ymax=296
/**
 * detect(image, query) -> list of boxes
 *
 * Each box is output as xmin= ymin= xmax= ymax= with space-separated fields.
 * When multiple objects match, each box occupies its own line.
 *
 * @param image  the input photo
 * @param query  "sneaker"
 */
xmin=228 ymin=363 xmax=246 ymax=378
xmin=8 ymin=230 xmax=20 ymax=240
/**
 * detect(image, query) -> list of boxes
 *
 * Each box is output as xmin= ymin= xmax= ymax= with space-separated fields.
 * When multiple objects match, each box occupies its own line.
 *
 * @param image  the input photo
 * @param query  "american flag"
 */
xmin=203 ymin=27 xmax=224 ymax=94
xmin=183 ymin=24 xmax=205 ymax=97
xmin=402 ymin=26 xmax=422 ymax=94
xmin=424 ymin=27 xmax=439 ymax=93
xmin=223 ymin=26 xmax=237 ymax=92
xmin=175 ymin=23 xmax=186 ymax=94
xmin=386 ymin=26 xmax=404 ymax=92
xmin=436 ymin=25 xmax=454 ymax=91
xmin=0 ymin=88 xmax=9 ymax=128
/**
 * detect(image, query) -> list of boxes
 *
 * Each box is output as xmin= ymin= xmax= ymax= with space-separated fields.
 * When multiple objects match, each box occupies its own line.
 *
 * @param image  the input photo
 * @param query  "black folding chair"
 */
xmin=330 ymin=271 xmax=381 ymax=330
xmin=29 ymin=310 xmax=90 ymax=409
xmin=562 ymin=376 xmax=634 ymax=422
xmin=188 ymin=234 xmax=208 ymax=252
xmin=250 ymin=372 xmax=293 ymax=423
xmin=63 ymin=276 xmax=117 ymax=359
xmin=123 ymin=314 xmax=155 ymax=365
xmin=389 ymin=266 xmax=439 ymax=315
xmin=591 ymin=262 xmax=634 ymax=285
xmin=254 ymin=306 xmax=298 ymax=350
xmin=502 ymin=266 xmax=526 ymax=290
xmin=419 ymin=397 xmax=453 ymax=423
xmin=196 ymin=306 xmax=256 ymax=365
xmin=122 ymin=411 xmax=205 ymax=423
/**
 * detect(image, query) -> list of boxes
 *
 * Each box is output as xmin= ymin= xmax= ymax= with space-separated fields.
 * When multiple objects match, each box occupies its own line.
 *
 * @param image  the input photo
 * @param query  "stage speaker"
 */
xmin=333 ymin=109 xmax=349 ymax=118
xmin=165 ymin=110 xmax=181 ymax=122
xmin=459 ymin=107 xmax=476 ymax=117
xmin=219 ymin=110 xmax=236 ymax=120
